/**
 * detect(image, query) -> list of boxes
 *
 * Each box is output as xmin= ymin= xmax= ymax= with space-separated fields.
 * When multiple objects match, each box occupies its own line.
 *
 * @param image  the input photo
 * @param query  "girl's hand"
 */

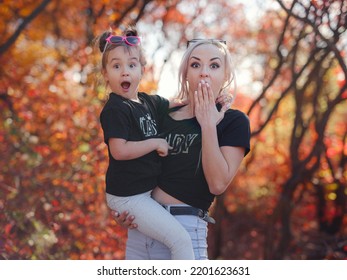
xmin=194 ymin=81 xmax=225 ymax=126
xmin=111 ymin=210 xmax=138 ymax=229
xmin=155 ymin=138 xmax=172 ymax=157
xmin=216 ymin=92 xmax=233 ymax=112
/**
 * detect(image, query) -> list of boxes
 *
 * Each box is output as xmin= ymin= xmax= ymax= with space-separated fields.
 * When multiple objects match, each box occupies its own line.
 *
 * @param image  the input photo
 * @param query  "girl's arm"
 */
xmin=168 ymin=97 xmax=188 ymax=108
xmin=109 ymin=138 xmax=170 ymax=160
xmin=194 ymin=82 xmax=245 ymax=195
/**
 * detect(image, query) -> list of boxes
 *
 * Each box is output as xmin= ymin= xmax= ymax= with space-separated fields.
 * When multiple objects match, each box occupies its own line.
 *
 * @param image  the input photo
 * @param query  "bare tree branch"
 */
xmin=0 ymin=0 xmax=52 ymax=55
xmin=277 ymin=0 xmax=347 ymax=75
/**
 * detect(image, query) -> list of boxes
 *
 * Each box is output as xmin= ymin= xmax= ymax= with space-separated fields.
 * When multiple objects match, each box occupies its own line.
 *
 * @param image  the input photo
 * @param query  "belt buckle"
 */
xmin=201 ymin=210 xmax=216 ymax=224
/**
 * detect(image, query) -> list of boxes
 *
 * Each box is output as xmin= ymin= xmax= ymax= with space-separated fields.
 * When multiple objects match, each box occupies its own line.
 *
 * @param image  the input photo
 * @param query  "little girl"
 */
xmin=97 ymin=26 xmax=194 ymax=259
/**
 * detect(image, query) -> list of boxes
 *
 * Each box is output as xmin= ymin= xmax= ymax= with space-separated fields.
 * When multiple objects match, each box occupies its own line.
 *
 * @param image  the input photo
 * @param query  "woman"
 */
xmin=113 ymin=39 xmax=251 ymax=259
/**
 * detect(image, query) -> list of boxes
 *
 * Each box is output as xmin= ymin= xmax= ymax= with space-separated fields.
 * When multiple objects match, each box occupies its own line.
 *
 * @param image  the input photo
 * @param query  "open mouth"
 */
xmin=121 ymin=82 xmax=131 ymax=89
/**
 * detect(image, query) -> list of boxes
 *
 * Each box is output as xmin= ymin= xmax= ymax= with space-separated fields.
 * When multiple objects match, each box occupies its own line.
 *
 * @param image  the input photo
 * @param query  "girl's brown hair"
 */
xmin=96 ymin=26 xmax=146 ymax=71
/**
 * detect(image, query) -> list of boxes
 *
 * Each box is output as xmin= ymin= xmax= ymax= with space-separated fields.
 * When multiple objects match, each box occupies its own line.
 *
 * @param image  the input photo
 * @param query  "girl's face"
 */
xmin=103 ymin=47 xmax=143 ymax=97
xmin=186 ymin=44 xmax=226 ymax=99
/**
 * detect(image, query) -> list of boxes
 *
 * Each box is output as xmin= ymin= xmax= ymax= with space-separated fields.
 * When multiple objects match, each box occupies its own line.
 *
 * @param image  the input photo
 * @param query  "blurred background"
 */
xmin=0 ymin=0 xmax=346 ymax=260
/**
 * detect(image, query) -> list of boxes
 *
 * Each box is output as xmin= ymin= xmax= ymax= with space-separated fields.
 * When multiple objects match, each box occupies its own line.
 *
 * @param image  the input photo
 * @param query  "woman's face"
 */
xmin=186 ymin=44 xmax=226 ymax=99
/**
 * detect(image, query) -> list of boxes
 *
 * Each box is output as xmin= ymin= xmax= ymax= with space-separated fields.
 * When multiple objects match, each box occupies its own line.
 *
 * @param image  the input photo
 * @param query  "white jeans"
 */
xmin=106 ymin=191 xmax=194 ymax=260
xmin=125 ymin=209 xmax=208 ymax=260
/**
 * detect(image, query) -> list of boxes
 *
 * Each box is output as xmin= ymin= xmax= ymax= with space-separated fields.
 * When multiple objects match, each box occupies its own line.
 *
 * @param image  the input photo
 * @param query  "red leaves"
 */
xmin=51 ymin=200 xmax=60 ymax=207
xmin=4 ymin=223 xmax=13 ymax=236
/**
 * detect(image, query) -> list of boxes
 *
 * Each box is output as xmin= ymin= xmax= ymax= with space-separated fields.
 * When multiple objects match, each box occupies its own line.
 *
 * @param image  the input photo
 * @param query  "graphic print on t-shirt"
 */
xmin=140 ymin=113 xmax=158 ymax=137
xmin=165 ymin=133 xmax=198 ymax=155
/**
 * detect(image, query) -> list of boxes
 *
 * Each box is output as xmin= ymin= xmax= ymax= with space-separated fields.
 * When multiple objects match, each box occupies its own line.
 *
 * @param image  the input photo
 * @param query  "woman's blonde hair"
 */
xmin=177 ymin=40 xmax=236 ymax=102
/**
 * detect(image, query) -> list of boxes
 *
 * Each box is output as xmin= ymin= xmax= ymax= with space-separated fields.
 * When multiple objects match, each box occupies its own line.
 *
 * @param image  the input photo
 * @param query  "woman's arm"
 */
xmin=202 ymin=138 xmax=244 ymax=195
xmin=194 ymin=82 xmax=245 ymax=195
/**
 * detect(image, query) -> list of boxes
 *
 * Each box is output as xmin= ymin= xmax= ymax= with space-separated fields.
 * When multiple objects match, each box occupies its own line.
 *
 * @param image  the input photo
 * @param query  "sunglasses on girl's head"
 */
xmin=186 ymin=39 xmax=227 ymax=48
xmin=105 ymin=35 xmax=141 ymax=46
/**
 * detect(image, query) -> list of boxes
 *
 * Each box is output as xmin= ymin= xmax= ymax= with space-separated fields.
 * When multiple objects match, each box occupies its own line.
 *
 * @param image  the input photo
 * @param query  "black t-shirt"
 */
xmin=158 ymin=108 xmax=250 ymax=211
xmin=100 ymin=92 xmax=169 ymax=196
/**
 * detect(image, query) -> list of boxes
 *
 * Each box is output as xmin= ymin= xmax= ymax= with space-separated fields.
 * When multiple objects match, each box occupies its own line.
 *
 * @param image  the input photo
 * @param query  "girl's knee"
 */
xmin=178 ymin=229 xmax=193 ymax=248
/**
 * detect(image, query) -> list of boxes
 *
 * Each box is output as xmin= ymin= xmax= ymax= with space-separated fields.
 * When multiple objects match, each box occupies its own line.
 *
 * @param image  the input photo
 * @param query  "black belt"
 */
xmin=163 ymin=205 xmax=216 ymax=224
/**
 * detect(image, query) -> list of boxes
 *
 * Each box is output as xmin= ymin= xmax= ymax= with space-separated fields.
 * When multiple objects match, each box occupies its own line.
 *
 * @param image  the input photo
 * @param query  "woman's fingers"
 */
xmin=195 ymin=81 xmax=225 ymax=126
xmin=195 ymin=81 xmax=216 ymax=114
xmin=111 ymin=210 xmax=138 ymax=229
xmin=197 ymin=81 xmax=209 ymax=105
xmin=206 ymin=82 xmax=214 ymax=104
xmin=195 ymin=81 xmax=204 ymax=109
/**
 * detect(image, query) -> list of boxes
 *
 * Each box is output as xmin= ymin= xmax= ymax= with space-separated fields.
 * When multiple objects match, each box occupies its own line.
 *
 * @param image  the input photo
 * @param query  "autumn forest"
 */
xmin=0 ymin=0 xmax=346 ymax=260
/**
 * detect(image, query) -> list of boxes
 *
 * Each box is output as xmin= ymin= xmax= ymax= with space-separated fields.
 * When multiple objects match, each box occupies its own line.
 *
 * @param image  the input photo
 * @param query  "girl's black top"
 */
xmin=100 ymin=92 xmax=169 ymax=196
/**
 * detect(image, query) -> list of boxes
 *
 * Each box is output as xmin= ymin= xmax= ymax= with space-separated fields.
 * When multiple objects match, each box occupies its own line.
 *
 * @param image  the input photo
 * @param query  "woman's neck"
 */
xmin=183 ymin=94 xmax=195 ymax=116
xmin=181 ymin=103 xmax=195 ymax=117
xmin=170 ymin=98 xmax=195 ymax=120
